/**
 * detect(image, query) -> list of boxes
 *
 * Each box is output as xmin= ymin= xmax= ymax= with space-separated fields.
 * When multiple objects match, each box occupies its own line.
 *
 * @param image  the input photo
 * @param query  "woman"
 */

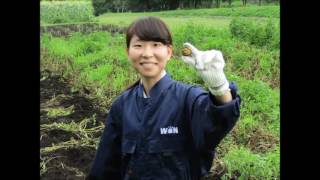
xmin=88 ymin=16 xmax=241 ymax=180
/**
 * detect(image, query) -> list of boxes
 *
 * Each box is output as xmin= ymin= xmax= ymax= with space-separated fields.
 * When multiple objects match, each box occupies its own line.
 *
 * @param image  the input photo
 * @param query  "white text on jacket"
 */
xmin=160 ymin=126 xmax=179 ymax=135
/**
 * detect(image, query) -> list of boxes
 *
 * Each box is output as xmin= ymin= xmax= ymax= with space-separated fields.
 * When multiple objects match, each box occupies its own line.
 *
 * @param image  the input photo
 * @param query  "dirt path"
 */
xmin=40 ymin=70 xmax=108 ymax=180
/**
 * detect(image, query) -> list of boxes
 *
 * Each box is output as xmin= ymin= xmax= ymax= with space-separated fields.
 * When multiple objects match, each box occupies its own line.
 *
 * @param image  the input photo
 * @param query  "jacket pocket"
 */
xmin=149 ymin=138 xmax=191 ymax=180
xmin=161 ymin=151 xmax=190 ymax=180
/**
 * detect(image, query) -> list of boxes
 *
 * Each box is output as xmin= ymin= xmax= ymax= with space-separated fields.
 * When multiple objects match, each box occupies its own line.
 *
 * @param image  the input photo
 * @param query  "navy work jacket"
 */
xmin=88 ymin=74 xmax=241 ymax=180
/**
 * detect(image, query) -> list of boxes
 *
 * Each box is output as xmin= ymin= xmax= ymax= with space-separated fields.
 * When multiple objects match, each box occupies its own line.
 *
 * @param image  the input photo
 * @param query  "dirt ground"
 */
xmin=40 ymin=70 xmax=108 ymax=180
xmin=40 ymin=23 xmax=126 ymax=37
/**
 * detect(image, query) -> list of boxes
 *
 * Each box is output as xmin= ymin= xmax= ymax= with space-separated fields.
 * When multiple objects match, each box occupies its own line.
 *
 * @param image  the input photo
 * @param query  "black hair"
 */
xmin=126 ymin=16 xmax=172 ymax=48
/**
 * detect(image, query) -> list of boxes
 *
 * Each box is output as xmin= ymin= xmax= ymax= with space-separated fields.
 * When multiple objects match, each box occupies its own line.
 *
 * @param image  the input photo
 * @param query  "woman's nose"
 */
xmin=142 ymin=46 xmax=153 ymax=58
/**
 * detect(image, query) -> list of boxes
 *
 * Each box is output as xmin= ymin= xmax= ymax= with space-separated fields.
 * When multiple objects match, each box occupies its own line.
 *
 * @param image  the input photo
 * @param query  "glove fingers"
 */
xmin=181 ymin=56 xmax=196 ymax=67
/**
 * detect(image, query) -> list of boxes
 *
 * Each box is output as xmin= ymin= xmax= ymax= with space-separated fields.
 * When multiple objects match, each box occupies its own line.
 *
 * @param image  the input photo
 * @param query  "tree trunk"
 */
xmin=259 ymin=0 xmax=262 ymax=6
xmin=243 ymin=0 xmax=247 ymax=6
xmin=229 ymin=0 xmax=232 ymax=7
xmin=146 ymin=0 xmax=150 ymax=11
xmin=179 ymin=1 xmax=184 ymax=9
xmin=216 ymin=0 xmax=220 ymax=8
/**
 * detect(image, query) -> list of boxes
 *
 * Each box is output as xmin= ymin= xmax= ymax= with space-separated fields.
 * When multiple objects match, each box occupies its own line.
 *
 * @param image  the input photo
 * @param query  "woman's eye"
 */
xmin=154 ymin=43 xmax=161 ymax=47
xmin=133 ymin=44 xmax=142 ymax=47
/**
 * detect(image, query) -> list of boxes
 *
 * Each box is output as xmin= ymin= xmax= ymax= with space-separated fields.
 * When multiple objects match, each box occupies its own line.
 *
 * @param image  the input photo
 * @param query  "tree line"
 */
xmin=92 ymin=0 xmax=278 ymax=15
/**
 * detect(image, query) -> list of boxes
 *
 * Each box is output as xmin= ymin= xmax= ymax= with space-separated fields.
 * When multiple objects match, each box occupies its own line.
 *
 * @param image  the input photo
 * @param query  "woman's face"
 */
xmin=127 ymin=35 xmax=172 ymax=79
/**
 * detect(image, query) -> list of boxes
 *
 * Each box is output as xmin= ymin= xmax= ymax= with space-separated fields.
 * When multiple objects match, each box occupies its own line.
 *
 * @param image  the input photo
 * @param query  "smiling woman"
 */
xmin=125 ymin=16 xmax=173 ymax=95
xmin=87 ymin=16 xmax=241 ymax=180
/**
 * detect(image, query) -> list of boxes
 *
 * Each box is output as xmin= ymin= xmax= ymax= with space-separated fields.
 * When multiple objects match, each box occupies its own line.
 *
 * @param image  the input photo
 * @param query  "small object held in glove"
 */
xmin=182 ymin=47 xmax=192 ymax=56
xmin=181 ymin=42 xmax=230 ymax=96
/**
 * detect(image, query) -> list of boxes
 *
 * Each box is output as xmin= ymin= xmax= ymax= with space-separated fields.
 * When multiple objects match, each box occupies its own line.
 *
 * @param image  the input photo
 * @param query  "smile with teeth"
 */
xmin=140 ymin=62 xmax=157 ymax=66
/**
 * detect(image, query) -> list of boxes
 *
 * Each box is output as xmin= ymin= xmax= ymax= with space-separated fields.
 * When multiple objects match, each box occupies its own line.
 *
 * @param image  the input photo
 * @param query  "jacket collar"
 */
xmin=138 ymin=71 xmax=173 ymax=99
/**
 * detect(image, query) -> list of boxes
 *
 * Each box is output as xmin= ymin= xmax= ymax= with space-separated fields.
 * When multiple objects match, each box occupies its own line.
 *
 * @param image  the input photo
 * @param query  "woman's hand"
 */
xmin=181 ymin=42 xmax=231 ymax=99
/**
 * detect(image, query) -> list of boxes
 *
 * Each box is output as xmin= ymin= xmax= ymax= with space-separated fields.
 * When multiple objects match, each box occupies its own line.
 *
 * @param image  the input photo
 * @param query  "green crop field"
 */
xmin=40 ymin=1 xmax=280 ymax=179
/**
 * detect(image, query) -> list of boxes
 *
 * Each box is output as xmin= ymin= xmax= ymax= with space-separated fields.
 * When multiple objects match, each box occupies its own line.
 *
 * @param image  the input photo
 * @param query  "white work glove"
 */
xmin=181 ymin=42 xmax=230 ymax=96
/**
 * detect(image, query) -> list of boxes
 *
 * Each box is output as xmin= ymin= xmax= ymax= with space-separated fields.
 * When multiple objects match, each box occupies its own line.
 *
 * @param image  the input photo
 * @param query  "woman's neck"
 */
xmin=141 ymin=70 xmax=166 ymax=97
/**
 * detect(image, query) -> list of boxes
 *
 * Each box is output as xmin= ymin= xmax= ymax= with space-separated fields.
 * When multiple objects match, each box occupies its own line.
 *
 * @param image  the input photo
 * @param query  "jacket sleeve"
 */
xmin=87 ymin=100 xmax=122 ymax=180
xmin=186 ymin=82 xmax=241 ymax=151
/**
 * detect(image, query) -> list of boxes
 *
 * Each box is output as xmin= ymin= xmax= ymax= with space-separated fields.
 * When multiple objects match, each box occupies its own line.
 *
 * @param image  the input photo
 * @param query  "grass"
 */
xmin=41 ymin=1 xmax=94 ymax=24
xmin=45 ymin=105 xmax=75 ymax=118
xmin=40 ymin=117 xmax=104 ymax=154
xmin=94 ymin=15 xmax=233 ymax=30
xmin=93 ymin=5 xmax=279 ymax=30
xmin=40 ymin=156 xmax=58 ymax=176
xmin=230 ymin=17 xmax=279 ymax=49
xmin=154 ymin=5 xmax=279 ymax=18
xmin=222 ymin=146 xmax=280 ymax=179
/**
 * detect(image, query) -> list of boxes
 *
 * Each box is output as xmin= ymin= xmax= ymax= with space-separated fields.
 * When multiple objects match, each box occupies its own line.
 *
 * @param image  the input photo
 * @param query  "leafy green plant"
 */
xmin=229 ymin=18 xmax=279 ymax=49
xmin=41 ymin=1 xmax=94 ymax=24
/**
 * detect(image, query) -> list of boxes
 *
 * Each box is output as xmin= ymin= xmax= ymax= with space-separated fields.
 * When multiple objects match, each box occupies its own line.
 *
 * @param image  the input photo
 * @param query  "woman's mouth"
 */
xmin=140 ymin=62 xmax=157 ymax=66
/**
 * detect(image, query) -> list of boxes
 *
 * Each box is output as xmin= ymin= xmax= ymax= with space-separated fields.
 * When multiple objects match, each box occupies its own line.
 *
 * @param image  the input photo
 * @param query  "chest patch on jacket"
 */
xmin=160 ymin=126 xmax=179 ymax=135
